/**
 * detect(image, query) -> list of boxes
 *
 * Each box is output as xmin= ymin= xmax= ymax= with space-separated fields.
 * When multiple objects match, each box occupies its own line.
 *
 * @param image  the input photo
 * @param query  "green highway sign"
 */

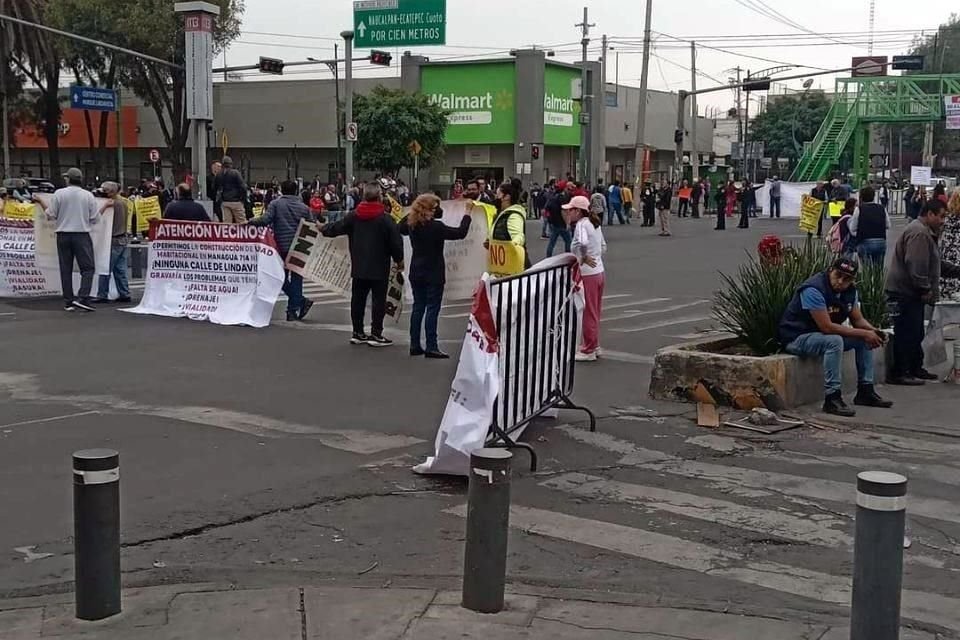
xmin=353 ymin=0 xmax=446 ymax=48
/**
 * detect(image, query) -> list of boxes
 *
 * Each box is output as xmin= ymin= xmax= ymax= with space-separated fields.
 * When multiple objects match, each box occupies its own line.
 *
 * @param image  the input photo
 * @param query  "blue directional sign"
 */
xmin=69 ymin=86 xmax=117 ymax=112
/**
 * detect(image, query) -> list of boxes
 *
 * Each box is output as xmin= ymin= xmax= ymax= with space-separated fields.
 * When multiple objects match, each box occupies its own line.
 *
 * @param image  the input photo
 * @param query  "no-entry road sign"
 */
xmin=353 ymin=0 xmax=446 ymax=48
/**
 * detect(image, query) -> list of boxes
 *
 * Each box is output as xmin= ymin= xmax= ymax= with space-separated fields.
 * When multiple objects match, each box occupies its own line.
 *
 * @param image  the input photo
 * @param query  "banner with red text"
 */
xmin=122 ymin=220 xmax=284 ymax=327
xmin=0 ymin=194 xmax=114 ymax=298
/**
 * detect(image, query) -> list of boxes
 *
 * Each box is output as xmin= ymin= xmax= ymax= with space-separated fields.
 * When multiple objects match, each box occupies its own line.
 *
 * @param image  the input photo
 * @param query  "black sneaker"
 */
xmin=366 ymin=334 xmax=393 ymax=348
xmin=299 ymin=299 xmax=314 ymax=320
xmin=911 ymin=368 xmax=939 ymax=381
xmin=410 ymin=347 xmax=425 ymax=357
xmin=425 ymin=350 xmax=450 ymax=359
xmin=886 ymin=375 xmax=926 ymax=386
xmin=286 ymin=310 xmax=300 ymax=322
xmin=72 ymin=300 xmax=95 ymax=312
xmin=350 ymin=333 xmax=370 ymax=345
xmin=115 ymin=296 xmax=132 ymax=303
xmin=823 ymin=391 xmax=856 ymax=417
xmin=64 ymin=303 xmax=76 ymax=312
xmin=853 ymin=384 xmax=894 ymax=408
xmin=93 ymin=297 xmax=111 ymax=304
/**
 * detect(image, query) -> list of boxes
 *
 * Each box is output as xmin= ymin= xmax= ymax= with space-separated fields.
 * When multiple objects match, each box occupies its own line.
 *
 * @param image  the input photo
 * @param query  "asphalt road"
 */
xmin=3 ymin=213 xmax=959 ymax=636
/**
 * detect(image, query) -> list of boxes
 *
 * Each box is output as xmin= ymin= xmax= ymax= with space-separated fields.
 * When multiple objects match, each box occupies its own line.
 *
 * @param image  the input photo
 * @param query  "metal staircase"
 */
xmin=789 ymin=73 xmax=960 ymax=183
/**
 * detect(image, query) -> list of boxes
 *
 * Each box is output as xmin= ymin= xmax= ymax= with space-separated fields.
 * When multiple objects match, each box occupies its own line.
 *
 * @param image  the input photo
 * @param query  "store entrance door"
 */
xmin=453 ymin=167 xmax=504 ymax=187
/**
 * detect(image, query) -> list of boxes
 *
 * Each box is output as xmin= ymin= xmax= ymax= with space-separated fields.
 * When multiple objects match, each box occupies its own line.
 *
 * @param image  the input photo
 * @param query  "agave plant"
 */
xmin=856 ymin=258 xmax=889 ymax=329
xmin=713 ymin=240 xmax=833 ymax=356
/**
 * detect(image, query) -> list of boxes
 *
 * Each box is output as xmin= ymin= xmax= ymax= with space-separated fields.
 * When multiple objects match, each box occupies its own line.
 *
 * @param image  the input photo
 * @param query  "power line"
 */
xmin=648 ymin=31 xmax=832 ymax=71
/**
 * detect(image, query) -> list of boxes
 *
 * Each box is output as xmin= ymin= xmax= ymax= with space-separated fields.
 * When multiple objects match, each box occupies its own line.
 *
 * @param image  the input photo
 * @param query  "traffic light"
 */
xmin=744 ymin=77 xmax=771 ymax=92
xmin=258 ymin=56 xmax=284 ymax=75
xmin=674 ymin=129 xmax=684 ymax=144
xmin=369 ymin=50 xmax=393 ymax=66
xmin=531 ymin=144 xmax=540 ymax=160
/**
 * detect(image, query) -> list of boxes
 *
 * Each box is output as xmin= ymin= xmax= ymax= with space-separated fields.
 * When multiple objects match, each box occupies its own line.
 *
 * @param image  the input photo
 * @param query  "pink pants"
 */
xmin=580 ymin=272 xmax=605 ymax=354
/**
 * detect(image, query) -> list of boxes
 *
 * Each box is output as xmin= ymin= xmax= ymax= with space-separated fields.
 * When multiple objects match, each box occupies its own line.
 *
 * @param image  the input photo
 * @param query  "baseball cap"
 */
xmin=562 ymin=195 xmax=591 ymax=211
xmin=556 ymin=180 xmax=568 ymax=190
xmin=831 ymin=257 xmax=859 ymax=278
xmin=64 ymin=167 xmax=83 ymax=181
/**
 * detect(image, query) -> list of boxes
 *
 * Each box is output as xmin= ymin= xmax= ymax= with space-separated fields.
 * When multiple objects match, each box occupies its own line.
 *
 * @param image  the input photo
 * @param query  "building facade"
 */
xmin=7 ymin=50 xmax=713 ymax=191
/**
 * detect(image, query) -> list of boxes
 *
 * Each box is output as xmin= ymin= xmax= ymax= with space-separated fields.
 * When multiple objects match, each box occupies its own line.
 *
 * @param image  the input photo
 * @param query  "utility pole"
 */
xmin=633 ymin=0 xmax=653 ymax=185
xmin=576 ymin=6 xmax=594 ymax=183
xmin=342 ymin=30 xmax=355 ymax=187
xmin=601 ymin=34 xmax=608 ymax=85
xmin=0 ymin=43 xmax=10 ymax=179
xmin=116 ymin=87 xmax=124 ymax=186
xmin=735 ymin=67 xmax=743 ymax=177
xmin=744 ymin=69 xmax=751 ymax=183
xmin=333 ymin=43 xmax=343 ymax=184
xmin=690 ymin=41 xmax=698 ymax=182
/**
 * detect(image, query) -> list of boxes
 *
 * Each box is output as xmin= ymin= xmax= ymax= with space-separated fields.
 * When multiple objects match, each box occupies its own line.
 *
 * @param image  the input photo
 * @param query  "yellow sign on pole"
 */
xmin=798 ymin=194 xmax=822 ymax=234
xmin=828 ymin=201 xmax=844 ymax=219
xmin=408 ymin=140 xmax=422 ymax=156
xmin=487 ymin=240 xmax=525 ymax=277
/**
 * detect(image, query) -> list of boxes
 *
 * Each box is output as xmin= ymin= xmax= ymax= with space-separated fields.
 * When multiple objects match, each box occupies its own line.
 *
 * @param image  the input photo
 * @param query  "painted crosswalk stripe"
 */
xmin=541 ymin=472 xmax=852 ymax=547
xmin=611 ymin=315 xmax=713 ymax=333
xmin=444 ymin=504 xmax=960 ymax=632
xmin=557 ymin=425 xmax=960 ymax=526
xmin=599 ymin=297 xmax=672 ymax=312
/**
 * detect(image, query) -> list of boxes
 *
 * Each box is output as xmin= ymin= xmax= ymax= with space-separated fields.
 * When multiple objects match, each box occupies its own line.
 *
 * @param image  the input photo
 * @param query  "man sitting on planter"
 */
xmin=779 ymin=257 xmax=892 ymax=417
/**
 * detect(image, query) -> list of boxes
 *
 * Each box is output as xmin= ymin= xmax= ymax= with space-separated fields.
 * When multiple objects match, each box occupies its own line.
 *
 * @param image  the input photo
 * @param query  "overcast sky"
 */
xmin=223 ymin=0 xmax=957 ymax=113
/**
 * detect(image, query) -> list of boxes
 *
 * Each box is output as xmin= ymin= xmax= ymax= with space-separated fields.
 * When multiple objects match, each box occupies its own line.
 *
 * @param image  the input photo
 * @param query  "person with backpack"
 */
xmin=848 ymin=186 xmax=890 ymax=266
xmin=826 ymin=198 xmax=857 ymax=256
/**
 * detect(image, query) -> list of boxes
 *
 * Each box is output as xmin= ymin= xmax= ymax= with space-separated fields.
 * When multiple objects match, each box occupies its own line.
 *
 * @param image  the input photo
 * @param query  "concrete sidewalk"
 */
xmin=0 ymin=583 xmax=939 ymax=640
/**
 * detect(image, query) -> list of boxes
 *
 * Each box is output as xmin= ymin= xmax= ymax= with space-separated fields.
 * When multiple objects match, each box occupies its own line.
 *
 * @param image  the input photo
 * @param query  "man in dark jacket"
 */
xmin=779 ymin=257 xmax=890 ymax=416
xmin=884 ymin=199 xmax=960 ymax=384
xmin=206 ymin=161 xmax=222 ymax=221
xmin=322 ymin=183 xmax=404 ymax=346
xmin=545 ymin=180 xmax=575 ymax=257
xmin=249 ymin=180 xmax=317 ymax=321
xmin=162 ymin=183 xmax=210 ymax=222
xmin=214 ymin=155 xmax=248 ymax=223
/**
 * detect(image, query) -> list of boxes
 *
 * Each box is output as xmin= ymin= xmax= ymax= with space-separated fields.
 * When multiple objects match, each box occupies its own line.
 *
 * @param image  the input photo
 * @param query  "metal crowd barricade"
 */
xmin=485 ymin=255 xmax=596 ymax=471
xmin=888 ymin=189 xmax=906 ymax=216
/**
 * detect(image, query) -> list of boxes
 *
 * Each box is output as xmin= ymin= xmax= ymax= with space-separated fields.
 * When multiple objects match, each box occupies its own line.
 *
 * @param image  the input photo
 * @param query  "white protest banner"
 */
xmin=911 ymin=165 xmax=932 ymax=186
xmin=945 ymin=95 xmax=960 ymax=130
xmin=0 ymin=193 xmax=114 ymax=298
xmin=402 ymin=199 xmax=489 ymax=301
xmin=123 ymin=220 xmax=284 ymax=327
xmin=286 ymin=220 xmax=352 ymax=297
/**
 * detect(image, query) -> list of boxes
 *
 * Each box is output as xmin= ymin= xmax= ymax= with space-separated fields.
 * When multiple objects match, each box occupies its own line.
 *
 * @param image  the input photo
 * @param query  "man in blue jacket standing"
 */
xmin=249 ymin=180 xmax=317 ymax=321
xmin=779 ymin=257 xmax=892 ymax=416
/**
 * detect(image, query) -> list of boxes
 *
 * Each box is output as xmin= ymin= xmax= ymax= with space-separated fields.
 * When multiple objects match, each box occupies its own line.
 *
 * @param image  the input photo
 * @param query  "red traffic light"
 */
xmin=258 ymin=56 xmax=284 ymax=75
xmin=369 ymin=50 xmax=393 ymax=66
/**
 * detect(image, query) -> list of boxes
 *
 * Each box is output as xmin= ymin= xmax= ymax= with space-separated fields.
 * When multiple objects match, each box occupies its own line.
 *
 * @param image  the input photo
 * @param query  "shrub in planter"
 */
xmin=713 ymin=240 xmax=833 ymax=356
xmin=856 ymin=259 xmax=889 ymax=329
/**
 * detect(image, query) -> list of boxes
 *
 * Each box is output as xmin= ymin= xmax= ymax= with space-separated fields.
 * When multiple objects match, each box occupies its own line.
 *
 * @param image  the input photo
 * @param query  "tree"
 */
xmin=1 ymin=0 xmax=64 ymax=178
xmin=46 ymin=0 xmax=124 ymax=180
xmin=353 ymin=86 xmax=449 ymax=175
xmin=749 ymin=91 xmax=831 ymax=167
xmin=69 ymin=0 xmax=243 ymax=179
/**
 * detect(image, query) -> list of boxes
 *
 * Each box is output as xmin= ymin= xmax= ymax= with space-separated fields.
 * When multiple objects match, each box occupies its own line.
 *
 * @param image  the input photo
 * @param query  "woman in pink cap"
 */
xmin=563 ymin=195 xmax=607 ymax=362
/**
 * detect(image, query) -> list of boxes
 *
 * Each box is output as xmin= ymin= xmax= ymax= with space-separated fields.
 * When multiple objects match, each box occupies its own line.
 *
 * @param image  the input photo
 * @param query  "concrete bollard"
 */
xmin=73 ymin=449 xmax=121 ymax=621
xmin=461 ymin=448 xmax=512 ymax=614
xmin=850 ymin=470 xmax=907 ymax=640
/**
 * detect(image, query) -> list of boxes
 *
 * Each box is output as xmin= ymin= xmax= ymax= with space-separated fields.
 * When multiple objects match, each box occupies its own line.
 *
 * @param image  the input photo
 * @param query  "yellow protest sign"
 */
xmin=2 ymin=200 xmax=37 ymax=220
xmin=119 ymin=197 xmax=134 ymax=231
xmin=252 ymin=203 xmax=264 ymax=218
xmin=798 ymin=194 xmax=822 ymax=234
xmin=828 ymin=201 xmax=844 ymax=219
xmin=467 ymin=200 xmax=497 ymax=229
xmin=487 ymin=240 xmax=525 ymax=277
xmin=135 ymin=196 xmax=162 ymax=232
xmin=386 ymin=194 xmax=405 ymax=222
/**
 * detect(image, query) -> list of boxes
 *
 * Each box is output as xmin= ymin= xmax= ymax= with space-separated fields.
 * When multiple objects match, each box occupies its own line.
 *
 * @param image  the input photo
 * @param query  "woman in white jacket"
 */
xmin=563 ymin=195 xmax=607 ymax=362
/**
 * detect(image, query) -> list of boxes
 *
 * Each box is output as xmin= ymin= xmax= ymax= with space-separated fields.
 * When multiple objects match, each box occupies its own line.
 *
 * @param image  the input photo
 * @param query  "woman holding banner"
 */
xmin=564 ymin=195 xmax=607 ymax=362
xmin=399 ymin=194 xmax=471 ymax=359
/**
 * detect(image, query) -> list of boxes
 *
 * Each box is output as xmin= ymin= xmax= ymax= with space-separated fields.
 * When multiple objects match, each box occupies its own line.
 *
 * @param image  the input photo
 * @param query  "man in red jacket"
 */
xmin=322 ymin=183 xmax=404 ymax=347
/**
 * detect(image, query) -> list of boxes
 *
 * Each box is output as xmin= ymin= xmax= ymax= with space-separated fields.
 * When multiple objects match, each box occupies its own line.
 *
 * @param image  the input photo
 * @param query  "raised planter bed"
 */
xmin=649 ymin=336 xmax=887 ymax=410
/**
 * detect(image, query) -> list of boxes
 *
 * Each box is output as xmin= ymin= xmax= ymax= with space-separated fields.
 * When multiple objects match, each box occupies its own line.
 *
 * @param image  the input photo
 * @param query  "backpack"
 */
xmin=826 ymin=214 xmax=850 ymax=253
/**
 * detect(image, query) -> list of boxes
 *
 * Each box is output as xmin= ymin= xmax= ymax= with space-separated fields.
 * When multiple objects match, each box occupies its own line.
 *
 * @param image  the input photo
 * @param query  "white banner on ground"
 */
xmin=0 ymin=193 xmax=114 ymax=298
xmin=413 ymin=277 xmax=500 ymax=476
xmin=122 ymin=220 xmax=284 ymax=327
xmin=286 ymin=201 xmax=488 ymax=307
xmin=755 ymin=180 xmax=817 ymax=219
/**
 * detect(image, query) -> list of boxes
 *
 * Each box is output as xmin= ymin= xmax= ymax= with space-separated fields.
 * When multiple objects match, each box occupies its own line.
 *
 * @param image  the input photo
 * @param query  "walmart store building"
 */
xmin=7 ymin=50 xmax=712 ymax=189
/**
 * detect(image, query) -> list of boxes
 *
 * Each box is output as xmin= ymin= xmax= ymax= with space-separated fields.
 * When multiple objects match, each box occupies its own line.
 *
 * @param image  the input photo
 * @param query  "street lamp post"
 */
xmin=341 ymin=30 xmax=354 ymax=187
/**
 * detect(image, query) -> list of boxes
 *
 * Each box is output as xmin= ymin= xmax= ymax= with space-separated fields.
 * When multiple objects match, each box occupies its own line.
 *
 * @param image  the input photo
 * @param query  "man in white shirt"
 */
xmin=41 ymin=167 xmax=100 ymax=311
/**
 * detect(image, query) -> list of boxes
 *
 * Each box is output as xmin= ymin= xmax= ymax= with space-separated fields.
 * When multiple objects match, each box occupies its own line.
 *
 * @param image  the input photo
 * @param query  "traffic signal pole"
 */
xmin=342 ymin=30 xmax=355 ymax=187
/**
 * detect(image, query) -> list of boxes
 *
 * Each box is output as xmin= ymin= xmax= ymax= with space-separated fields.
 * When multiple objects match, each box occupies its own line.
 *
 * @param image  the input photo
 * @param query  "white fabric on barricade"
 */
xmin=122 ymin=220 xmax=284 ymax=328
xmin=0 ymin=193 xmax=114 ymax=298
xmin=755 ymin=180 xmax=817 ymax=219
xmin=413 ymin=255 xmax=583 ymax=477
